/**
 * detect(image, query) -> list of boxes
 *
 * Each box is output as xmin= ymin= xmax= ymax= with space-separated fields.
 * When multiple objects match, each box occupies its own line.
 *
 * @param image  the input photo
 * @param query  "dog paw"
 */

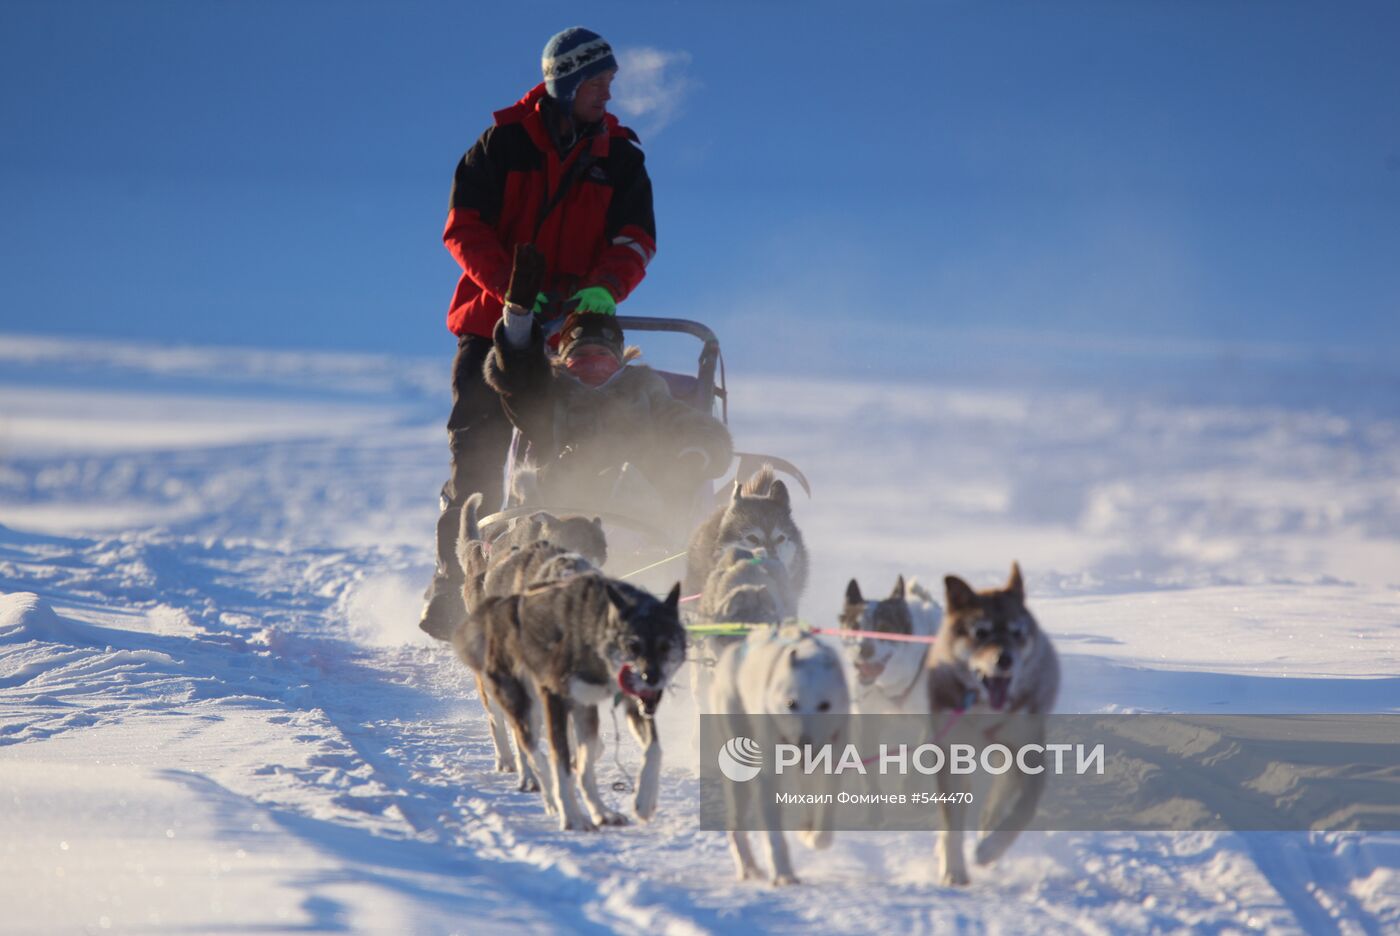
xmin=771 ymin=872 xmax=801 ymax=887
xmin=594 ymin=809 xmax=629 ymax=827
xmin=560 ymin=814 xmax=599 ymax=833
xmin=634 ymin=790 xmax=659 ymax=822
xmin=495 ymin=758 xmax=515 ymax=773
xmin=517 ymin=777 xmax=541 ymax=794
xmin=940 ymin=867 xmax=971 ymax=887
xmin=975 ymin=832 xmax=1011 ymax=866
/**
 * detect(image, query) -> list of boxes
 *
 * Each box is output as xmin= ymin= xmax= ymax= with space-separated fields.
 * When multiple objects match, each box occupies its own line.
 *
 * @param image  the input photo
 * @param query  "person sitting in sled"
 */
xmin=484 ymin=245 xmax=733 ymax=524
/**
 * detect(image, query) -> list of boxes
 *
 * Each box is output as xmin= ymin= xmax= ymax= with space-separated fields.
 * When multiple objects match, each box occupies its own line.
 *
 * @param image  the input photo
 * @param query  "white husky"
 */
xmin=710 ymin=625 xmax=851 ymax=885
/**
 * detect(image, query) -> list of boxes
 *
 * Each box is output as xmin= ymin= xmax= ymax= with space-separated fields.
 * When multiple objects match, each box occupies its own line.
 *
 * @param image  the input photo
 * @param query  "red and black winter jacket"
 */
xmin=443 ymin=83 xmax=657 ymax=338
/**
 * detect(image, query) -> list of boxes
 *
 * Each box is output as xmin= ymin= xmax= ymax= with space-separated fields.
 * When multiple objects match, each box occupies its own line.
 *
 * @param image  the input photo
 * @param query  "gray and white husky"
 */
xmin=926 ymin=562 xmax=1059 ymax=885
xmin=474 ymin=574 xmax=687 ymax=829
xmin=839 ymin=576 xmax=941 ymax=714
xmin=685 ymin=465 xmax=808 ymax=605
xmin=484 ymin=540 xmax=594 ymax=599
xmin=452 ymin=494 xmax=597 ymax=779
xmin=691 ymin=546 xmax=795 ymax=706
xmin=710 ymin=625 xmax=850 ymax=885
xmin=496 ymin=510 xmax=608 ymax=568
xmin=698 ymin=546 xmax=795 ymax=624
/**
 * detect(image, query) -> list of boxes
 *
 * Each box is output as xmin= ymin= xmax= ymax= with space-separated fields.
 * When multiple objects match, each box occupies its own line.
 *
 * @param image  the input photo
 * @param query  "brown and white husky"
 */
xmin=926 ymin=562 xmax=1059 ymax=885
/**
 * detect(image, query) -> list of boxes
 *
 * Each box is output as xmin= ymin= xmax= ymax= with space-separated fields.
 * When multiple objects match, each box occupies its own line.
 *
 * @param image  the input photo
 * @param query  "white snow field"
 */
xmin=1 ymin=332 xmax=1397 ymax=934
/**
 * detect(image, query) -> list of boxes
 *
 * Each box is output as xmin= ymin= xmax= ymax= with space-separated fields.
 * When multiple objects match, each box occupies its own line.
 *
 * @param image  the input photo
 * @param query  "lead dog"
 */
xmin=840 ymin=575 xmax=941 ymax=714
xmin=926 ymin=562 xmax=1058 ymax=885
xmin=710 ymin=625 xmax=851 ymax=885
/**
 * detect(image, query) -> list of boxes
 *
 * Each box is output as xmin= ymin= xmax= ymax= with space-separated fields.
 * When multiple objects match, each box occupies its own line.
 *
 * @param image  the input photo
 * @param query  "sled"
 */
xmin=477 ymin=315 xmax=810 ymax=566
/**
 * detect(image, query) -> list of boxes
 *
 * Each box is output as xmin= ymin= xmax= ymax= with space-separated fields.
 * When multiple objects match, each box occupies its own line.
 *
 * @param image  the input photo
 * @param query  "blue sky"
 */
xmin=2 ymin=1 xmax=1397 ymax=377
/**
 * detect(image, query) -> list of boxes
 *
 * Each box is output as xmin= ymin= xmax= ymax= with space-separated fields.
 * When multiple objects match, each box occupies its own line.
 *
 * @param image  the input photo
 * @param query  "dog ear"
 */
xmin=1006 ymin=562 xmax=1024 ymax=601
xmin=592 ymin=516 xmax=603 ymax=529
xmin=845 ymin=579 xmax=863 ymax=605
xmin=605 ymin=581 xmax=632 ymax=613
xmin=768 ymin=479 xmax=790 ymax=508
xmin=730 ymin=479 xmax=743 ymax=504
xmin=944 ymin=575 xmax=977 ymax=612
xmin=890 ymin=575 xmax=906 ymax=600
xmin=664 ymin=582 xmax=681 ymax=610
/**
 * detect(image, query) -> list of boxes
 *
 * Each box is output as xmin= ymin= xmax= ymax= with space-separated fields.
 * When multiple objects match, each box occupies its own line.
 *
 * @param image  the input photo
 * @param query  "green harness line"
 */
xmin=684 ymin=621 xmax=762 ymax=636
xmin=616 ymin=550 xmax=687 ymax=580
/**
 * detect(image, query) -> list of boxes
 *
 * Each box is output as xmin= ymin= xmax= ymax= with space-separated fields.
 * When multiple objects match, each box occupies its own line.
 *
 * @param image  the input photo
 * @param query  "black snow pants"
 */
xmin=433 ymin=334 xmax=514 ymax=580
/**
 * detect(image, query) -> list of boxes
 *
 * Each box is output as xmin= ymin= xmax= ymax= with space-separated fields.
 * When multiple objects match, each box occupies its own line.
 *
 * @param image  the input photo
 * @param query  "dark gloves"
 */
xmin=505 ymin=243 xmax=547 ymax=308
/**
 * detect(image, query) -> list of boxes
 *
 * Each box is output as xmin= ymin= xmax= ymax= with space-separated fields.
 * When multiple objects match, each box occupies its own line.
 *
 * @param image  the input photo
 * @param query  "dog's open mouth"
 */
xmin=855 ymin=661 xmax=885 ymax=685
xmin=982 ymin=675 xmax=1011 ymax=711
xmin=617 ymin=665 xmax=662 ymax=715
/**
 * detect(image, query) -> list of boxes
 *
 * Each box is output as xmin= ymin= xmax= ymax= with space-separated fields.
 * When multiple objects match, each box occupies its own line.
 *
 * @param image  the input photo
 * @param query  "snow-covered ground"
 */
xmin=1 ymin=332 xmax=1397 ymax=934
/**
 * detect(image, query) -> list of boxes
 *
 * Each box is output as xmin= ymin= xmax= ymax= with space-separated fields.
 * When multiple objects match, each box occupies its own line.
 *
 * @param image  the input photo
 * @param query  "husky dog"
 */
xmin=484 ymin=540 xmax=592 ymax=599
xmin=497 ymin=510 xmax=608 ymax=568
xmin=711 ymin=626 xmax=851 ymax=885
xmin=531 ymin=550 xmax=597 ymax=585
xmin=451 ymin=494 xmax=598 ymax=778
xmin=699 ymin=546 xmax=795 ymax=623
xmin=926 ymin=562 xmax=1059 ymax=885
xmin=840 ymin=576 xmax=942 ymax=714
xmin=691 ymin=546 xmax=794 ymax=705
xmin=684 ymin=465 xmax=808 ymax=606
xmin=476 ymin=574 xmax=687 ymax=830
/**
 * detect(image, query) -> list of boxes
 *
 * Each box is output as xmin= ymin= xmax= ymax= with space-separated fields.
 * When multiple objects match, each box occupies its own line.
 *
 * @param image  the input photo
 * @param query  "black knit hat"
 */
xmin=557 ymin=312 xmax=624 ymax=360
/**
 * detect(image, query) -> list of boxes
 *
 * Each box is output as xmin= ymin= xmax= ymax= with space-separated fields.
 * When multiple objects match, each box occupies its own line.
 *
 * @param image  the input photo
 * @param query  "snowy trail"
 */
xmin=2 ymin=337 xmax=1398 ymax=933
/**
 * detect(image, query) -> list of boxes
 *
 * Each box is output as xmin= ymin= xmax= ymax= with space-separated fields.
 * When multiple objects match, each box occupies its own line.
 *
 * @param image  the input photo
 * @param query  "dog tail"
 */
xmin=906 ymin=577 xmax=935 ymax=604
xmin=456 ymin=492 xmax=484 ymax=576
xmin=904 ymin=577 xmax=942 ymax=636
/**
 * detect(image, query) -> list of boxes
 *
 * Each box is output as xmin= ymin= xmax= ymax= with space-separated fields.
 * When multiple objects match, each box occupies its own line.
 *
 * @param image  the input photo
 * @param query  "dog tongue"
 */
xmin=618 ymin=665 xmax=661 ymax=709
xmin=984 ymin=676 xmax=1011 ymax=710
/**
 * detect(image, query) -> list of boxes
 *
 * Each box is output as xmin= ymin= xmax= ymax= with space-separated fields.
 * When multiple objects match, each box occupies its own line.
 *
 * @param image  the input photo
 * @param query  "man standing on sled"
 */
xmin=419 ymin=27 xmax=657 ymax=639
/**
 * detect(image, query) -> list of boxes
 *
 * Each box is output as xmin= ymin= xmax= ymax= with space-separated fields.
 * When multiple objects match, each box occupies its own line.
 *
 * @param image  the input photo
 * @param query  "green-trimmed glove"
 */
xmin=570 ymin=286 xmax=617 ymax=315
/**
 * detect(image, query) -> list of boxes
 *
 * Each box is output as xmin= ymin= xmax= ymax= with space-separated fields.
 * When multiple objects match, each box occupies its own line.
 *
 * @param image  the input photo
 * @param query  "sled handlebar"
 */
xmin=616 ymin=316 xmax=724 ymax=418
